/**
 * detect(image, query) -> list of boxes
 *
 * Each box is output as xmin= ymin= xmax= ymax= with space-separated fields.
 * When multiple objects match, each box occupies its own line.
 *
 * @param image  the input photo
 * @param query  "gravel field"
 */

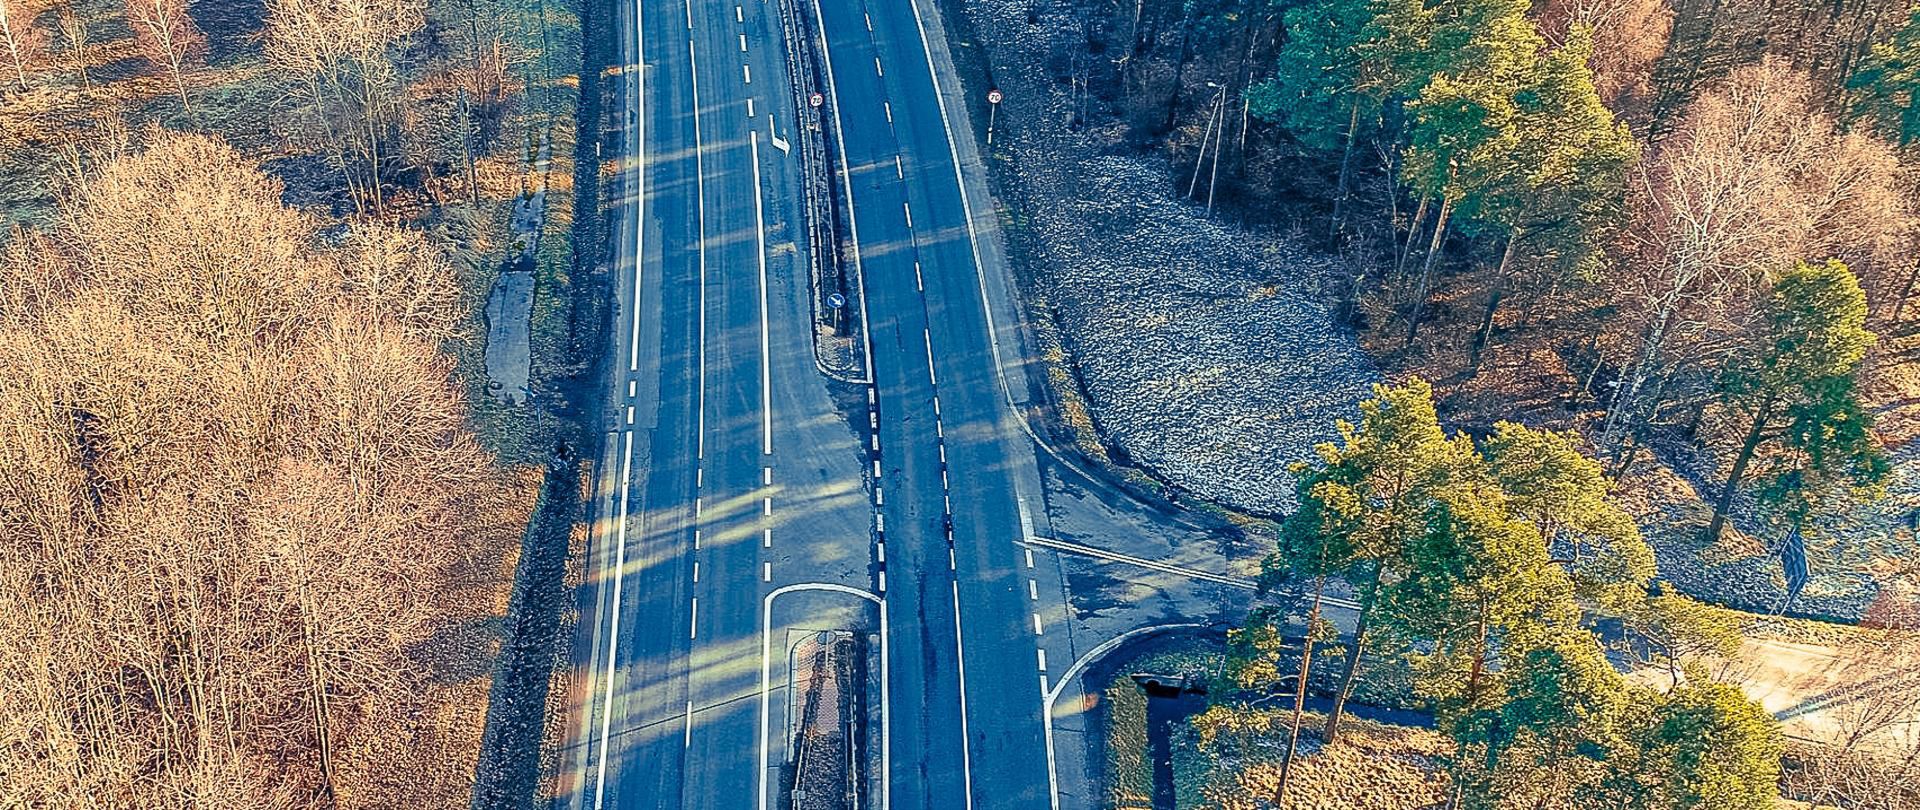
xmin=956 ymin=0 xmax=1378 ymax=514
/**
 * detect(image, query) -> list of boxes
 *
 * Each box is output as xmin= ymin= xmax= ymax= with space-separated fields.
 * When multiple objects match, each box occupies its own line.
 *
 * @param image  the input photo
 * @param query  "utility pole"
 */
xmin=1206 ymin=89 xmax=1228 ymax=214
xmin=1188 ymin=81 xmax=1225 ymax=200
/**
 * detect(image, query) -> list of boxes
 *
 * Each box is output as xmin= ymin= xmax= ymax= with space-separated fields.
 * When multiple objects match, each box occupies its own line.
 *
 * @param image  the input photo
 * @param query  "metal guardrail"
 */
xmin=773 ymin=0 xmax=867 ymax=382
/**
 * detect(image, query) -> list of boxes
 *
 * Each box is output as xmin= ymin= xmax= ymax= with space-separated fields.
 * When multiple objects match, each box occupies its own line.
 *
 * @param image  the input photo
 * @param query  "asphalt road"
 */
xmin=555 ymin=0 xmax=1064 ymax=807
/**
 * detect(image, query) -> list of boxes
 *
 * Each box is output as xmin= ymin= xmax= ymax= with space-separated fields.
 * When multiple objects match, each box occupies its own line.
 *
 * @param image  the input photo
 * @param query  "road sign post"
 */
xmin=827 ymin=292 xmax=846 ymax=334
xmin=986 ymin=88 xmax=1002 ymax=144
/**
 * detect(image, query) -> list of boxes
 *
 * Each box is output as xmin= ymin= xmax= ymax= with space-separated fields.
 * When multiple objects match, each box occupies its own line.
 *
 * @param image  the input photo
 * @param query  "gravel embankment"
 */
xmin=956 ymin=0 xmax=1377 ymax=514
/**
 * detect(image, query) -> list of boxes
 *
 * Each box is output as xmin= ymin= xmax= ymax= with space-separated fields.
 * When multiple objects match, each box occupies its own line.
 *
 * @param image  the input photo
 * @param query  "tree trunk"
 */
xmin=301 ymin=591 xmax=338 ymax=807
xmin=1397 ymin=195 xmax=1430 ymax=279
xmin=1891 ymin=259 xmax=1920 ymax=324
xmin=1275 ymin=573 xmax=1326 ymax=805
xmin=1403 ymin=195 xmax=1453 ymax=348
xmin=1469 ymin=235 xmax=1519 ymax=371
xmin=1602 ymin=303 xmax=1678 ymax=460
xmin=1324 ymin=565 xmax=1382 ymax=744
xmin=0 ymin=2 xmax=26 ymax=90
xmin=1705 ymin=396 xmax=1774 ymax=543
xmin=1330 ymin=100 xmax=1360 ymax=241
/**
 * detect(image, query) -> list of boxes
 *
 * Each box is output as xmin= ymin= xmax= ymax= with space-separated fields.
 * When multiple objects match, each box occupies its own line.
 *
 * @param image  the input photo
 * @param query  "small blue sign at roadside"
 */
xmin=828 ymin=293 xmax=846 ymax=309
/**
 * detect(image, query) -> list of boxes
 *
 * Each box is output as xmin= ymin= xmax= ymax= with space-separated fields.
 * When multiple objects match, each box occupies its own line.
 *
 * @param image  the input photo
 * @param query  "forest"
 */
xmin=1025 ymin=0 xmax=1920 ymax=806
xmin=1027 ymin=0 xmax=1920 ymax=614
xmin=0 ymin=0 xmax=586 ymax=801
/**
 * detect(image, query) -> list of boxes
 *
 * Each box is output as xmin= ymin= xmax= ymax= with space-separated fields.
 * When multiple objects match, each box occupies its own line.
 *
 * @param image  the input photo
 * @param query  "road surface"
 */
xmin=555 ymin=0 xmax=1076 ymax=806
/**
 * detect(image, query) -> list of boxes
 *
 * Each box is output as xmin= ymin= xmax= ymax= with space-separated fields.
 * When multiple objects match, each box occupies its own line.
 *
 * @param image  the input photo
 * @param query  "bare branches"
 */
xmin=121 ymin=0 xmax=205 ymax=115
xmin=0 ymin=132 xmax=499 ymax=807
xmin=264 ymin=0 xmax=427 ymax=215
xmin=1600 ymin=58 xmax=1918 ymax=459
xmin=0 ymin=0 xmax=47 ymax=90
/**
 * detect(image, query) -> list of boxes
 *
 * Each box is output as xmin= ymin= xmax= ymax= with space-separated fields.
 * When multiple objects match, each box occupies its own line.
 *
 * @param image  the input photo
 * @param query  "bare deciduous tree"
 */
xmin=123 ymin=0 xmax=205 ymax=114
xmin=0 ymin=131 xmax=502 ymax=808
xmin=0 ymin=0 xmax=47 ymax=89
xmin=1600 ymin=58 xmax=1918 ymax=466
xmin=264 ymin=0 xmax=426 ymax=215
xmin=1535 ymin=0 xmax=1675 ymax=121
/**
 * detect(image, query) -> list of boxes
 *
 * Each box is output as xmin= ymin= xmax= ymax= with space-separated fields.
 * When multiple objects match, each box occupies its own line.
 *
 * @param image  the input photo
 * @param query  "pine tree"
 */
xmin=1450 ymin=625 xmax=1628 ymax=809
xmin=1480 ymin=421 xmax=1654 ymax=613
xmin=1705 ymin=259 xmax=1884 ymax=543
xmin=1848 ymin=4 xmax=1920 ymax=147
xmin=1396 ymin=1 xmax=1539 ymax=345
xmin=1606 ymin=678 xmax=1783 ymax=810
xmin=1253 ymin=0 xmax=1433 ymax=229
xmin=1464 ymin=25 xmax=1638 ymax=368
xmin=1266 ymin=378 xmax=1475 ymax=743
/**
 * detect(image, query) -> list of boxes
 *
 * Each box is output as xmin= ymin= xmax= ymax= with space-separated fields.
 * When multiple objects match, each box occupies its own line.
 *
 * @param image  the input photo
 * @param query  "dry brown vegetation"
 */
xmin=0 ymin=132 xmax=533 ymax=808
xmin=1174 ymin=708 xmax=1450 ymax=810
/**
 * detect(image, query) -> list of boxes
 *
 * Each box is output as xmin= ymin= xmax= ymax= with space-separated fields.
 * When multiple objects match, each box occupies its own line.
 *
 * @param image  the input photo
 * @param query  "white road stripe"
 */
xmin=1029 ymin=579 xmax=1038 ymax=600
xmin=591 ymin=430 xmax=635 ymax=809
xmin=690 ymin=598 xmax=698 ymax=638
xmin=951 ymin=582 xmax=977 ymax=810
xmin=735 ymin=4 xmax=741 ymax=21
xmin=747 ymin=97 xmax=754 ymax=117
xmin=690 ymin=38 xmax=709 ymax=462
xmin=903 ymin=201 xmax=912 ymax=228
xmin=1037 ymin=648 xmax=1047 ymax=671
xmin=693 ymin=561 xmax=700 ymax=582
xmin=762 ymin=528 xmax=772 ymax=548
xmin=1032 ymin=614 xmax=1043 ymax=635
xmin=923 ymin=328 xmax=936 ymax=384
xmin=742 ymin=64 xmax=751 ymax=83
xmin=875 ymin=57 xmax=883 ymax=76
xmin=685 ymin=701 xmax=693 ymax=746
xmin=753 ymin=131 xmax=773 ymax=457
xmin=740 ymin=34 xmax=747 ymax=51
xmin=763 ymin=562 xmax=771 ymax=582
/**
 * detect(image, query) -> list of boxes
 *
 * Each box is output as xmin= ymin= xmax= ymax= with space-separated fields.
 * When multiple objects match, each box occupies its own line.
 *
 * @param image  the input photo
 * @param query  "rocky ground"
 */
xmin=952 ymin=0 xmax=1377 ymax=516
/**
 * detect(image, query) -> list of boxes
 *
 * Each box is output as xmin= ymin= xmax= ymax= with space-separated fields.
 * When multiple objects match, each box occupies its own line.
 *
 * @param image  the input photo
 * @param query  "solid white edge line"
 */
xmin=590 ymin=430 xmax=635 ymax=810
xmin=753 ymin=131 xmax=773 ymax=457
xmin=950 ymin=581 xmax=977 ymax=810
xmin=690 ymin=36 xmax=709 ymax=462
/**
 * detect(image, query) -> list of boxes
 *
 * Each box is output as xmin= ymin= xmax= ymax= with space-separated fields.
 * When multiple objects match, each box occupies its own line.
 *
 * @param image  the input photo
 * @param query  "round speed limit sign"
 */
xmin=987 ymin=89 xmax=1003 ymax=104
xmin=810 ymin=92 xmax=824 ymax=107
